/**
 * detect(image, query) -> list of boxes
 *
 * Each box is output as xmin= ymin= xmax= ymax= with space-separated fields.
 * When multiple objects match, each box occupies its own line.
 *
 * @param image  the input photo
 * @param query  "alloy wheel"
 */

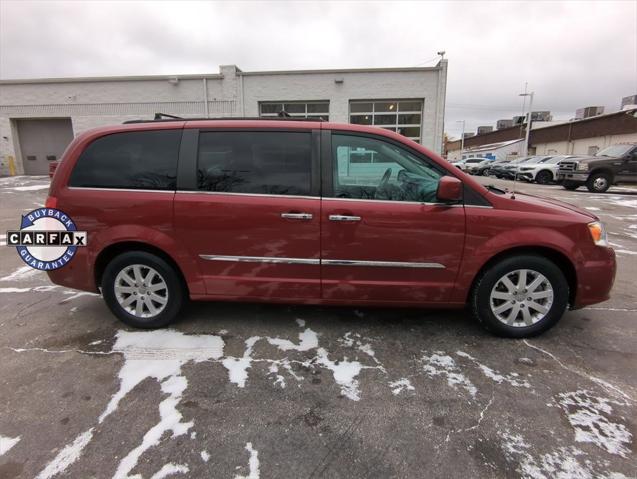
xmin=114 ymin=264 xmax=169 ymax=318
xmin=489 ymin=269 xmax=554 ymax=327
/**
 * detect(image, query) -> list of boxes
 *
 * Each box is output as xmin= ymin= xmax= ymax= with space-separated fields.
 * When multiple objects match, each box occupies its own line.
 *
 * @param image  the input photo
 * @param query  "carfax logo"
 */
xmin=6 ymin=208 xmax=87 ymax=271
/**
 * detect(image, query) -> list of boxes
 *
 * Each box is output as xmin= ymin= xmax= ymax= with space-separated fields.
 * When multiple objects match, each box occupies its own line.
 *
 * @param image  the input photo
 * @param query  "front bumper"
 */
xmin=558 ymin=172 xmax=589 ymax=183
xmin=573 ymin=246 xmax=616 ymax=309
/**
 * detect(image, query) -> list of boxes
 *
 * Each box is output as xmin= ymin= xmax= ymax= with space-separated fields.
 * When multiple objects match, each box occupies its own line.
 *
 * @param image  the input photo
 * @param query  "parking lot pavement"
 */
xmin=0 ymin=175 xmax=635 ymax=479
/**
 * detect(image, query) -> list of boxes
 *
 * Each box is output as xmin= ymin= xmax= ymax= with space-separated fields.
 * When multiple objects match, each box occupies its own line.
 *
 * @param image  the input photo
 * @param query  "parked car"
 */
xmin=460 ymin=158 xmax=490 ymax=174
xmin=516 ymin=156 xmax=576 ymax=184
xmin=46 ymin=118 xmax=616 ymax=338
xmin=484 ymin=158 xmax=512 ymax=177
xmin=558 ymin=144 xmax=637 ymax=192
xmin=499 ymin=156 xmax=538 ymax=179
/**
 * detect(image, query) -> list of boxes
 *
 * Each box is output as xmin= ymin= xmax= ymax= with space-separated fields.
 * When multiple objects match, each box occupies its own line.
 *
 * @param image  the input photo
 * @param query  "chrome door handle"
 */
xmin=281 ymin=212 xmax=313 ymax=220
xmin=329 ymin=214 xmax=361 ymax=222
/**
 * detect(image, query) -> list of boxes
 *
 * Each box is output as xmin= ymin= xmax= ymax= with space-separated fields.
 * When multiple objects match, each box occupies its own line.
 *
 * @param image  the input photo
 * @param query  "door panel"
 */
xmin=320 ymin=132 xmax=466 ymax=303
xmin=321 ymin=199 xmax=465 ymax=302
xmin=174 ymin=128 xmax=321 ymax=300
xmin=174 ymin=193 xmax=320 ymax=299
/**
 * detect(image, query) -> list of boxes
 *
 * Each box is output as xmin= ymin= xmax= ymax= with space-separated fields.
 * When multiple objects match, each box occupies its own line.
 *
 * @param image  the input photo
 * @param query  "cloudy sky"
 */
xmin=1 ymin=0 xmax=635 ymax=138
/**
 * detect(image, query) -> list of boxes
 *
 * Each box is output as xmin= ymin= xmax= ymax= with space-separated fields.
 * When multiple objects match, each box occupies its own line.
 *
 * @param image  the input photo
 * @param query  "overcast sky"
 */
xmin=1 ymin=0 xmax=635 ymax=138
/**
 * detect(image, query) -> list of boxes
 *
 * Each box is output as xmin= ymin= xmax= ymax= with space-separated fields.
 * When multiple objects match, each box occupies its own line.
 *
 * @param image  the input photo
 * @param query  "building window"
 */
xmin=259 ymin=101 xmax=329 ymax=120
xmin=349 ymin=100 xmax=423 ymax=143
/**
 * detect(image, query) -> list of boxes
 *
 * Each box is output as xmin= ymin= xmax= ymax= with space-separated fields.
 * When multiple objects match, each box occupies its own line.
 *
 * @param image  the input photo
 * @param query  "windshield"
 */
xmin=595 ymin=144 xmax=634 ymax=157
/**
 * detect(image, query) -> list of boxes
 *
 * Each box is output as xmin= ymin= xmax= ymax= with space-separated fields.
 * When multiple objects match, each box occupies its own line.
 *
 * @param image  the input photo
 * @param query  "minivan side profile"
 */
xmin=47 ymin=119 xmax=616 ymax=337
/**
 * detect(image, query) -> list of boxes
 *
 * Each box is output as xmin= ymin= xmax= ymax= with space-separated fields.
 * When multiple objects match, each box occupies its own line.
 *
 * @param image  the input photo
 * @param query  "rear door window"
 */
xmin=197 ymin=131 xmax=312 ymax=196
xmin=69 ymin=130 xmax=181 ymax=190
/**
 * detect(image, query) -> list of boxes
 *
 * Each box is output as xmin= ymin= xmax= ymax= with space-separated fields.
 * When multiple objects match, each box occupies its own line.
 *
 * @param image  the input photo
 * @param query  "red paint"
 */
xmin=47 ymin=120 xmax=615 ymax=310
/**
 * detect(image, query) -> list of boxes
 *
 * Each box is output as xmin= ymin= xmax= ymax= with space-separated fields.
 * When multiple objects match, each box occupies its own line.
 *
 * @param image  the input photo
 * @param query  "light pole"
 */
xmin=456 ymin=120 xmax=465 ymax=160
xmin=519 ymin=91 xmax=534 ymax=157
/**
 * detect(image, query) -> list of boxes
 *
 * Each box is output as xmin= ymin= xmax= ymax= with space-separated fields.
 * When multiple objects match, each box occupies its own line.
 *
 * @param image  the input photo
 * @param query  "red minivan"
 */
xmin=47 ymin=119 xmax=616 ymax=337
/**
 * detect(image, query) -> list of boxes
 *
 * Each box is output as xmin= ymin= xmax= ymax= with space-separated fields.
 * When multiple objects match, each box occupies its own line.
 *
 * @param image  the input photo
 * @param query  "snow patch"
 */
xmin=500 ymin=430 xmax=594 ymax=479
xmin=421 ymin=352 xmax=477 ymax=397
xmin=389 ymin=378 xmax=415 ymax=395
xmin=0 ymin=265 xmax=42 ymax=282
xmin=266 ymin=327 xmax=318 ymax=352
xmin=222 ymin=336 xmax=260 ymax=388
xmin=0 ymin=435 xmax=21 ymax=456
xmin=316 ymin=348 xmax=363 ymax=401
xmin=201 ymin=450 xmax=210 ymax=462
xmin=557 ymin=390 xmax=632 ymax=457
xmin=100 ymin=330 xmax=223 ymax=479
xmin=12 ymin=184 xmax=49 ymax=191
xmin=36 ymin=428 xmax=95 ymax=479
xmin=235 ymin=442 xmax=260 ymax=479
xmin=149 ymin=463 xmax=189 ymax=479
xmin=456 ymin=351 xmax=531 ymax=388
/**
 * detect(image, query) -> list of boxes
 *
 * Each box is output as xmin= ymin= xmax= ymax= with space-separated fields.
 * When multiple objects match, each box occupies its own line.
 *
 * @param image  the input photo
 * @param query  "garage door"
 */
xmin=17 ymin=119 xmax=74 ymax=175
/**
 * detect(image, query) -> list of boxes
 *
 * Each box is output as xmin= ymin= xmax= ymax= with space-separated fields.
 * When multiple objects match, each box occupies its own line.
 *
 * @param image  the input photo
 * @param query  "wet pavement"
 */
xmin=0 ymin=175 xmax=635 ymax=479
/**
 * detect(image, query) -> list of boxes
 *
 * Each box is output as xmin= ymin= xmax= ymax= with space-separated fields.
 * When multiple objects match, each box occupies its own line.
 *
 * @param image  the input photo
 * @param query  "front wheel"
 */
xmin=586 ymin=172 xmax=611 ymax=193
xmin=535 ymin=170 xmax=553 ymax=185
xmin=102 ymin=251 xmax=185 ymax=328
xmin=471 ymin=255 xmax=569 ymax=337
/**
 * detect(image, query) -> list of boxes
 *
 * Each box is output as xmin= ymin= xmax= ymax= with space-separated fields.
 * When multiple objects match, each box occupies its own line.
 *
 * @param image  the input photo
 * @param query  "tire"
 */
xmin=471 ymin=254 xmax=569 ymax=338
xmin=562 ymin=181 xmax=579 ymax=190
xmin=535 ymin=170 xmax=553 ymax=185
xmin=586 ymin=172 xmax=611 ymax=193
xmin=102 ymin=251 xmax=185 ymax=328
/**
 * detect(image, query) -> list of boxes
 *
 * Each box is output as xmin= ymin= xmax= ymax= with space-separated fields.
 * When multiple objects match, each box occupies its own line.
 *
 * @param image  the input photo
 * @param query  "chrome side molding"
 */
xmin=199 ymin=254 xmax=320 ymax=265
xmin=199 ymin=255 xmax=445 ymax=269
xmin=322 ymin=259 xmax=445 ymax=268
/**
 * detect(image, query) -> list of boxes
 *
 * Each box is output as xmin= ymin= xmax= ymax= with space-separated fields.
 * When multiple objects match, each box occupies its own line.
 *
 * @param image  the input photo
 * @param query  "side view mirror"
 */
xmin=437 ymin=176 xmax=463 ymax=202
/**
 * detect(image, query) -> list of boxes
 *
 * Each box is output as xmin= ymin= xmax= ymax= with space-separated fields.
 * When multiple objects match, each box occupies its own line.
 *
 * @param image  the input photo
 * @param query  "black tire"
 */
xmin=586 ymin=172 xmax=612 ymax=193
xmin=102 ymin=251 xmax=185 ymax=328
xmin=471 ymin=254 xmax=569 ymax=338
xmin=562 ymin=181 xmax=579 ymax=190
xmin=535 ymin=170 xmax=553 ymax=185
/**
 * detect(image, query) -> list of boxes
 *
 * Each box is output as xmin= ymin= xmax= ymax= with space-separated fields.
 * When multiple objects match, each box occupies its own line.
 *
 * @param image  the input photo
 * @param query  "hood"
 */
xmin=490 ymin=190 xmax=598 ymax=221
xmin=564 ymin=155 xmax=603 ymax=163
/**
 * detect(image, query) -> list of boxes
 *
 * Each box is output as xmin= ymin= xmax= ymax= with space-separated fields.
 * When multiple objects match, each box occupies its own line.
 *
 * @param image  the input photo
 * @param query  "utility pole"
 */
xmin=519 ymin=91 xmax=534 ymax=157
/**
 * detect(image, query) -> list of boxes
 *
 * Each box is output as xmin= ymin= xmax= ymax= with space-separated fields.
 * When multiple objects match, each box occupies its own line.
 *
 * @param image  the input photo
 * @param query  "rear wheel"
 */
xmin=562 ymin=181 xmax=579 ymax=190
xmin=471 ymin=255 xmax=569 ymax=337
xmin=586 ymin=172 xmax=611 ymax=193
xmin=102 ymin=251 xmax=184 ymax=328
xmin=535 ymin=170 xmax=553 ymax=185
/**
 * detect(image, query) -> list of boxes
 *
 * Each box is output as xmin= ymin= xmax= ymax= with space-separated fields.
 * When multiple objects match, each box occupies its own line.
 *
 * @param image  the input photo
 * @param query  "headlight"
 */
xmin=576 ymin=163 xmax=589 ymax=172
xmin=588 ymin=221 xmax=608 ymax=246
xmin=520 ymin=167 xmax=534 ymax=171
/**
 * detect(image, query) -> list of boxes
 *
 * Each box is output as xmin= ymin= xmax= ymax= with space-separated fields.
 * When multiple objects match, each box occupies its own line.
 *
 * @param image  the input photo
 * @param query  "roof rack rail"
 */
xmin=123 ymin=116 xmax=326 ymax=124
xmin=154 ymin=112 xmax=183 ymax=120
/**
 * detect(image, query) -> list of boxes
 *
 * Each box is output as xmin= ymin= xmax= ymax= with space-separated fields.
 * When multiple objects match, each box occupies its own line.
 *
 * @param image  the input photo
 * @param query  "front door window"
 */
xmin=332 ymin=134 xmax=443 ymax=203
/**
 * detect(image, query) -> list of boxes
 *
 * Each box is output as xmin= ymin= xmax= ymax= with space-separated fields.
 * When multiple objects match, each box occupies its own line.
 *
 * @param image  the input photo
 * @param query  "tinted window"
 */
xmin=69 ymin=130 xmax=181 ymax=190
xmin=197 ymin=131 xmax=312 ymax=196
xmin=332 ymin=134 xmax=443 ymax=203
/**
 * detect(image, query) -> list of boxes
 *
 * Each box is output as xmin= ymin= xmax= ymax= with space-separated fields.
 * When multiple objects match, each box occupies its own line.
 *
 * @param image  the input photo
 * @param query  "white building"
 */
xmin=447 ymin=139 xmax=523 ymax=162
xmin=0 ymin=62 xmax=448 ymax=175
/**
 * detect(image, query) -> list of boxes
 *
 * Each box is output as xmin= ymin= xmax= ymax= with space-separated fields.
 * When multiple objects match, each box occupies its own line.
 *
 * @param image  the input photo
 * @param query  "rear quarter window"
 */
xmin=69 ymin=130 xmax=181 ymax=190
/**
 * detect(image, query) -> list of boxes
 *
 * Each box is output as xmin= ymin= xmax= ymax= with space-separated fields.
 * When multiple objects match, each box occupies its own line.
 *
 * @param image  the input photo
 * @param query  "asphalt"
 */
xmin=0 ymin=175 xmax=635 ymax=479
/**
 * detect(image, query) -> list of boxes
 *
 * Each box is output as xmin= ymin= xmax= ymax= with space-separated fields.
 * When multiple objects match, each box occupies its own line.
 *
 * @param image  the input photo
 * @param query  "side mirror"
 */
xmin=437 ymin=176 xmax=463 ymax=202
